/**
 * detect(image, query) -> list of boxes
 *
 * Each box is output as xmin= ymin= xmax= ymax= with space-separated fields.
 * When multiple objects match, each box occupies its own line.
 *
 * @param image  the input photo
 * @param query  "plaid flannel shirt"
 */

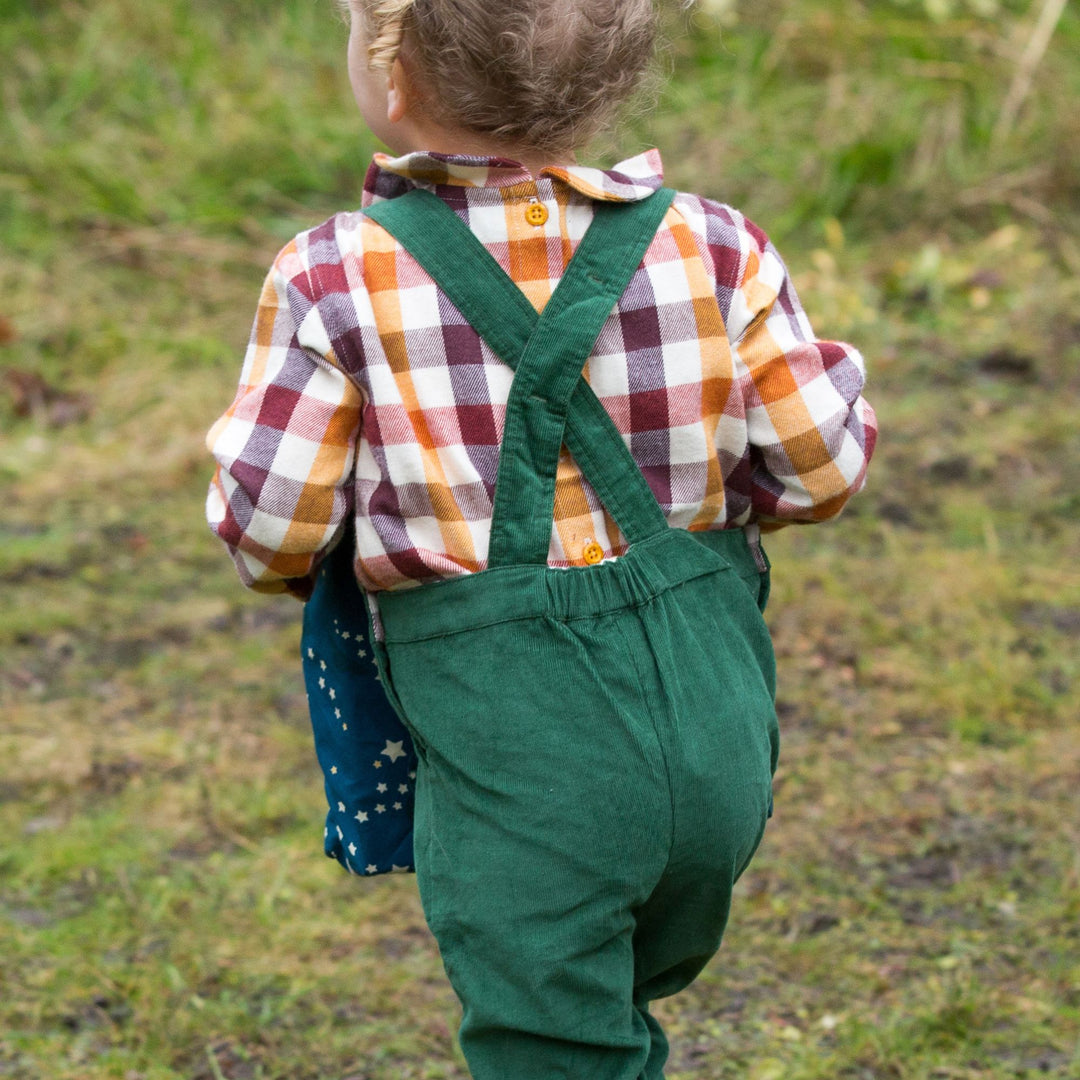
xmin=207 ymin=149 xmax=877 ymax=597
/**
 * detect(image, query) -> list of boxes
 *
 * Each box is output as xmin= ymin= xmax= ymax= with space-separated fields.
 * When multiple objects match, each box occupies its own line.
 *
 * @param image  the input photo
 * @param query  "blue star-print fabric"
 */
xmin=301 ymin=533 xmax=417 ymax=876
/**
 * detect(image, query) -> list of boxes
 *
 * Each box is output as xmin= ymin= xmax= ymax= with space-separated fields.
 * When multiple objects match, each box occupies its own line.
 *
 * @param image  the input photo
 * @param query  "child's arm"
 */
xmin=206 ymin=239 xmax=363 ymax=598
xmin=708 ymin=205 xmax=877 ymax=527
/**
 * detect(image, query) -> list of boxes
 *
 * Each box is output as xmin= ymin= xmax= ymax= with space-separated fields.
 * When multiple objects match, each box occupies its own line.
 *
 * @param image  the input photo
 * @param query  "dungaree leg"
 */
xmin=630 ymin=564 xmax=779 ymax=1012
xmin=403 ymin=612 xmax=673 ymax=1080
xmin=635 ymin=1008 xmax=669 ymax=1080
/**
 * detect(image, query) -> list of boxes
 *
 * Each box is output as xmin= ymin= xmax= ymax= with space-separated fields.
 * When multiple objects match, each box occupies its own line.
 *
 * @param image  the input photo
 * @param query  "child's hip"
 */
xmin=376 ymin=526 xmax=779 ymax=906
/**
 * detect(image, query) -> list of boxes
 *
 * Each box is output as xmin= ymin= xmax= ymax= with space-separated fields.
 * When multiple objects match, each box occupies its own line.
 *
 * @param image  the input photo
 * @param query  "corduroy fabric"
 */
xmin=378 ymin=527 xmax=765 ymax=643
xmin=368 ymin=194 xmax=779 ymax=1079
xmin=381 ymin=540 xmax=778 ymax=1079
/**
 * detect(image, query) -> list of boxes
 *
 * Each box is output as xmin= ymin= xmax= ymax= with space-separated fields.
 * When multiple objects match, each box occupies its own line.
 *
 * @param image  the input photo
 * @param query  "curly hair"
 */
xmin=342 ymin=0 xmax=658 ymax=157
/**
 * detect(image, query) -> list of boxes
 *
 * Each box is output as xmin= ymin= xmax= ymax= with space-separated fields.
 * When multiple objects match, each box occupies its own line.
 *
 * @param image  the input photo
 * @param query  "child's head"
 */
xmin=343 ymin=0 xmax=658 ymax=159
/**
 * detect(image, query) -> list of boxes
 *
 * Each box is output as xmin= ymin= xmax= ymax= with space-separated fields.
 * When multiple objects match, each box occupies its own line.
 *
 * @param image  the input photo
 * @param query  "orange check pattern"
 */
xmin=207 ymin=149 xmax=877 ymax=596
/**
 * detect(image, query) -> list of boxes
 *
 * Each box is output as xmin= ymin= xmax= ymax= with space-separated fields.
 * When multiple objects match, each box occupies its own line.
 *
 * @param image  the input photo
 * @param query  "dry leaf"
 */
xmin=2 ymin=367 xmax=92 ymax=426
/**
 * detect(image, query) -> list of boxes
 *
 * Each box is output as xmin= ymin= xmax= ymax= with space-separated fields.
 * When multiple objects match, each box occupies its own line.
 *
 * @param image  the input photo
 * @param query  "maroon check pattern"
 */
xmin=207 ymin=149 xmax=877 ymax=595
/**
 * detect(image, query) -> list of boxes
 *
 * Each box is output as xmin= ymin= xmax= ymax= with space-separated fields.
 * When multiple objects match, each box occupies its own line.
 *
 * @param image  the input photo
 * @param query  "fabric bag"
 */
xmin=301 ymin=531 xmax=417 ymax=875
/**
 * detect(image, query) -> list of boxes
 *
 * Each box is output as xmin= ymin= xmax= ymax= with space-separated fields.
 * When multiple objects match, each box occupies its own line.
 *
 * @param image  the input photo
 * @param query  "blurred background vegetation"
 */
xmin=1 ymin=1 xmax=1078 ymax=1078
xmin=2 ymin=0 xmax=1078 ymax=238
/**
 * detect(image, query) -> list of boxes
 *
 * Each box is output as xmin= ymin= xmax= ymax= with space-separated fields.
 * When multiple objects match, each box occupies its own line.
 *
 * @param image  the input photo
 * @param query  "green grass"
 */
xmin=2 ymin=0 xmax=1079 ymax=1077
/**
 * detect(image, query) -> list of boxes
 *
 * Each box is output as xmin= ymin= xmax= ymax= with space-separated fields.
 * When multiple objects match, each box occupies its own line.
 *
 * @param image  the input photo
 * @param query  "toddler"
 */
xmin=207 ymin=1 xmax=877 ymax=1076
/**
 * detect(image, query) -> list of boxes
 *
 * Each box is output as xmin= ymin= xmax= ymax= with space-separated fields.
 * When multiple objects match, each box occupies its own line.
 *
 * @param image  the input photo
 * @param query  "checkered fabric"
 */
xmin=206 ymin=148 xmax=877 ymax=596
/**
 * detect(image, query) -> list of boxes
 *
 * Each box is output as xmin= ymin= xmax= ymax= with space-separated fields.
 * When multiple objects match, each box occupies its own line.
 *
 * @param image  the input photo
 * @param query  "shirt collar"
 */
xmin=367 ymin=148 xmax=665 ymax=203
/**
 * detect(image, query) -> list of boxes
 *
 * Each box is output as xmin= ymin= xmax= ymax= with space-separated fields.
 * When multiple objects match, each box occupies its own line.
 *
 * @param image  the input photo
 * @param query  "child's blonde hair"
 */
xmin=348 ymin=0 xmax=658 ymax=157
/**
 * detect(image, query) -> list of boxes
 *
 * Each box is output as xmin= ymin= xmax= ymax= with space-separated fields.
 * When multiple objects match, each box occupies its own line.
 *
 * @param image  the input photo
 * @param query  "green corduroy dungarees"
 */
xmin=366 ymin=187 xmax=780 ymax=1080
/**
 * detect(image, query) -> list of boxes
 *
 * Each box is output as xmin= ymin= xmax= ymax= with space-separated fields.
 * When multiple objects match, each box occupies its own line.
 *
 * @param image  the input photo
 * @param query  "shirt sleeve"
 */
xmin=725 ymin=216 xmax=877 ymax=527
xmin=206 ymin=239 xmax=363 ymax=598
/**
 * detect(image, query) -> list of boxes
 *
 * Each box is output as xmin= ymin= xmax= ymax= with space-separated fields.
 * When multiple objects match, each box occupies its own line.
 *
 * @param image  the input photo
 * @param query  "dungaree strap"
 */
xmin=365 ymin=187 xmax=676 ymax=567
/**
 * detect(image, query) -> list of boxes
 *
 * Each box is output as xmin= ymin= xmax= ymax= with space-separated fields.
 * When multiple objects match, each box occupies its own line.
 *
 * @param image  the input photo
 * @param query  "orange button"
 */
xmin=583 ymin=541 xmax=604 ymax=565
xmin=525 ymin=202 xmax=548 ymax=226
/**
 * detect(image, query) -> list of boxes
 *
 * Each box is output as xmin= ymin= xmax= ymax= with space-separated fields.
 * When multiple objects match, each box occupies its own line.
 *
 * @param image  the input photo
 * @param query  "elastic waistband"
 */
xmin=378 ymin=527 xmax=765 ymax=643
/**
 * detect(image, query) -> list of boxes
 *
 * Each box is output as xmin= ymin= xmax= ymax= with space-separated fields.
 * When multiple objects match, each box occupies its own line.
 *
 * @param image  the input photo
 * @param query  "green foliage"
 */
xmin=1 ymin=0 xmax=1079 ymax=1077
xmin=0 ymin=0 xmax=374 ymax=241
xmin=653 ymin=0 xmax=1080 ymax=242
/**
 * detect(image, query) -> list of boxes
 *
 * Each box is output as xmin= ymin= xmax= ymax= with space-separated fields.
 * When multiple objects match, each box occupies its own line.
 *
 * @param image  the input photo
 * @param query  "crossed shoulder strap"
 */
xmin=364 ymin=186 xmax=676 ymax=567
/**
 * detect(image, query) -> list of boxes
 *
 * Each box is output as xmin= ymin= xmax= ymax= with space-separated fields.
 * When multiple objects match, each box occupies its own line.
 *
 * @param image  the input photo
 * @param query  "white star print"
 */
xmin=320 ymin=660 xmax=327 ymax=671
xmin=334 ymin=708 xmax=341 ymax=719
xmin=376 ymin=783 xmax=388 ymax=794
xmin=348 ymin=843 xmax=357 ymax=856
xmin=408 ymin=771 xmax=417 ymax=780
xmin=393 ymin=802 xmax=403 ymax=811
xmin=375 ymin=804 xmax=386 ymax=814
xmin=381 ymin=740 xmax=406 ymax=763
xmin=366 ymin=864 xmax=378 ymax=874
xmin=337 ymin=802 xmax=345 ymax=813
xmin=342 ymin=723 xmax=348 ymax=731
xmin=355 ymin=811 xmax=368 ymax=823
xmin=357 ymin=649 xmax=367 ymax=659
xmin=342 ymin=631 xmax=351 ymax=640
xmin=318 ymin=677 xmax=325 ymax=689
xmin=307 ymin=648 xmax=314 ymax=659
xmin=330 ymin=766 xmax=338 ymax=775
xmin=329 ymin=688 xmax=336 ymax=700
xmin=391 ymin=865 xmax=409 ymax=873
xmin=398 ymin=784 xmax=409 ymax=794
